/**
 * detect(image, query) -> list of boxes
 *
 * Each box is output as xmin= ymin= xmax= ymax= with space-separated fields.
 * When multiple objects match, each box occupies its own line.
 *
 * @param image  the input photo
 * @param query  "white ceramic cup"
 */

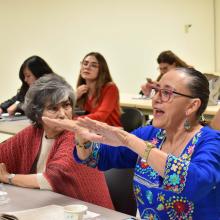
xmin=64 ymin=204 xmax=88 ymax=220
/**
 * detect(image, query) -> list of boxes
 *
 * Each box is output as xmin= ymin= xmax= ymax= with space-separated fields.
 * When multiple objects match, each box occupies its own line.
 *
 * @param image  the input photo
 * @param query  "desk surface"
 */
xmin=120 ymin=93 xmax=220 ymax=117
xmin=0 ymin=119 xmax=30 ymax=135
xmin=1 ymin=185 xmax=132 ymax=220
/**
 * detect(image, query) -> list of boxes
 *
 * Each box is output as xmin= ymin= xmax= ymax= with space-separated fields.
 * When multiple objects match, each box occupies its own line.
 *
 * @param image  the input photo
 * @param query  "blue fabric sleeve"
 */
xmin=163 ymin=127 xmax=220 ymax=202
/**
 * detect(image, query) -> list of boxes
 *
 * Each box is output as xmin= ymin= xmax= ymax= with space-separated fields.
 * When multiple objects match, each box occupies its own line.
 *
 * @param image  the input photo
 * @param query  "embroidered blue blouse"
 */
xmin=74 ymin=125 xmax=220 ymax=220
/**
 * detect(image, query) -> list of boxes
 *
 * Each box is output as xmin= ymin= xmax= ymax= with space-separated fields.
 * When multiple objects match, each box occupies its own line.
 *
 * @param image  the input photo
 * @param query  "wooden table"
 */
xmin=0 ymin=185 xmax=133 ymax=220
xmin=120 ymin=93 xmax=220 ymax=117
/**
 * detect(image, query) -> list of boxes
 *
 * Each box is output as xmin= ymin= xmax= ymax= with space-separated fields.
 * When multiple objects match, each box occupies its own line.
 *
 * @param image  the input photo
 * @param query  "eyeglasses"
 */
xmin=150 ymin=87 xmax=196 ymax=102
xmin=81 ymin=60 xmax=99 ymax=69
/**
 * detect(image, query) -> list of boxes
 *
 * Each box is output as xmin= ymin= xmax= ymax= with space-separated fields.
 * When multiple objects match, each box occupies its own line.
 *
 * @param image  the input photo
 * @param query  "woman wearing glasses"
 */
xmin=0 ymin=74 xmax=113 ymax=209
xmin=76 ymin=52 xmax=121 ymax=126
xmin=141 ymin=50 xmax=190 ymax=95
xmin=43 ymin=68 xmax=220 ymax=219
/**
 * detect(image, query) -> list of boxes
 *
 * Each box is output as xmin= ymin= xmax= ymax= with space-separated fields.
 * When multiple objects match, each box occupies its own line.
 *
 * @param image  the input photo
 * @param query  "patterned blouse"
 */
xmin=74 ymin=125 xmax=220 ymax=220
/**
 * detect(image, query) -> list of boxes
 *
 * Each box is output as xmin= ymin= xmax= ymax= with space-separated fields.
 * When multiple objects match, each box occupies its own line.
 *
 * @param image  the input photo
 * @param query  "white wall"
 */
xmin=0 ymin=0 xmax=215 ymax=101
xmin=215 ymin=0 xmax=220 ymax=71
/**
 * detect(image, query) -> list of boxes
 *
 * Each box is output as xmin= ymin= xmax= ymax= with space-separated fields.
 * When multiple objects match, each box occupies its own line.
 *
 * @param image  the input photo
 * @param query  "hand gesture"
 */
xmin=76 ymin=117 xmax=129 ymax=147
xmin=42 ymin=116 xmax=101 ymax=145
xmin=140 ymin=78 xmax=156 ymax=97
xmin=7 ymin=104 xmax=17 ymax=116
xmin=76 ymin=85 xmax=89 ymax=100
xmin=0 ymin=163 xmax=9 ymax=183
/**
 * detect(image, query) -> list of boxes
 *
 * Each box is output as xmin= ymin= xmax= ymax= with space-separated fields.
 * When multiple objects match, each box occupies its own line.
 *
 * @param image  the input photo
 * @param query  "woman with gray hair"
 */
xmin=0 ymin=74 xmax=113 ymax=209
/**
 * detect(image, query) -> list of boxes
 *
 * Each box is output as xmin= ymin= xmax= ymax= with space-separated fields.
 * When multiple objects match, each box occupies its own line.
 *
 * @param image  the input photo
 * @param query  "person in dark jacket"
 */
xmin=0 ymin=55 xmax=53 ymax=116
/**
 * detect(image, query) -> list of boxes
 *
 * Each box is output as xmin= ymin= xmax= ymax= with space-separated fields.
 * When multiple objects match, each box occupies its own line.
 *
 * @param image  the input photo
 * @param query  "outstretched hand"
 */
xmin=76 ymin=117 xmax=129 ymax=146
xmin=42 ymin=116 xmax=130 ymax=147
xmin=42 ymin=117 xmax=78 ymax=131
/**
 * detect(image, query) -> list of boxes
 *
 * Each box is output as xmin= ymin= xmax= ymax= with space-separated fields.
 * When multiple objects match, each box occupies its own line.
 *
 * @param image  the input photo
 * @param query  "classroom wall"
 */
xmin=0 ymin=0 xmax=215 ymax=101
xmin=215 ymin=0 xmax=220 ymax=71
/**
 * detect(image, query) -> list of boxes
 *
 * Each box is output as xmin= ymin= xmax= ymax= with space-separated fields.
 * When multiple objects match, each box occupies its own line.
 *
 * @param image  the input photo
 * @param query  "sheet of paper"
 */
xmin=8 ymin=205 xmax=100 ymax=220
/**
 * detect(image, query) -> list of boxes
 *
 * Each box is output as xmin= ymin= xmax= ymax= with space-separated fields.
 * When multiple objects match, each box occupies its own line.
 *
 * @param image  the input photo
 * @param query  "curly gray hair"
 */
xmin=24 ymin=73 xmax=75 ymax=127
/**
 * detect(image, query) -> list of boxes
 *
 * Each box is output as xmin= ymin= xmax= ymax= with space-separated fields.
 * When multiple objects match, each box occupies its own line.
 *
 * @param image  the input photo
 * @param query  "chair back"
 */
xmin=104 ymin=168 xmax=137 ymax=216
xmin=120 ymin=107 xmax=145 ymax=132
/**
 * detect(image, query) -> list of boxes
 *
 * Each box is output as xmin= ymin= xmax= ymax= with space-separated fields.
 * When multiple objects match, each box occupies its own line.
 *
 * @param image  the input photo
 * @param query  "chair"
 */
xmin=104 ymin=108 xmax=145 ymax=216
xmin=104 ymin=168 xmax=137 ymax=216
xmin=120 ymin=107 xmax=145 ymax=132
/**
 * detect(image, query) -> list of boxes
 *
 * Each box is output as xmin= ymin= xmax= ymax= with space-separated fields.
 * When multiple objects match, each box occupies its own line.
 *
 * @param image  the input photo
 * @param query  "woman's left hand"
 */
xmin=76 ymin=117 xmax=129 ymax=146
xmin=7 ymin=104 xmax=17 ymax=116
xmin=0 ymin=163 xmax=9 ymax=183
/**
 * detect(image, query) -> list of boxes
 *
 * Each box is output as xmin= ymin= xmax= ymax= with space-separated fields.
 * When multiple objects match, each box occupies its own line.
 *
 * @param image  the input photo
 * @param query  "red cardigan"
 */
xmin=83 ymin=83 xmax=121 ymax=127
xmin=0 ymin=125 xmax=113 ymax=209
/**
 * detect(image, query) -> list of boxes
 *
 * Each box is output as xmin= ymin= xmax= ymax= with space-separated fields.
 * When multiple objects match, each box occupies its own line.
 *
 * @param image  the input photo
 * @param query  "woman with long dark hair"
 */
xmin=0 ymin=55 xmax=53 ymax=115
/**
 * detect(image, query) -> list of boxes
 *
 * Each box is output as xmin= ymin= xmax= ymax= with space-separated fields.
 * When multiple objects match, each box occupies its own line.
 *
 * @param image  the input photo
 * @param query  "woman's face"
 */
xmin=42 ymin=99 xmax=73 ymax=138
xmin=152 ymin=70 xmax=195 ymax=131
xmin=80 ymin=55 xmax=99 ymax=82
xmin=158 ymin=62 xmax=176 ymax=75
xmin=23 ymin=67 xmax=37 ymax=86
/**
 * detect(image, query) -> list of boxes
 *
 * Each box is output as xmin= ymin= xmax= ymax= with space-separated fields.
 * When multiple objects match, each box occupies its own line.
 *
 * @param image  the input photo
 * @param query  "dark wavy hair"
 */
xmin=157 ymin=51 xmax=190 ymax=81
xmin=18 ymin=56 xmax=53 ymax=100
xmin=24 ymin=74 xmax=75 ymax=128
xmin=76 ymin=52 xmax=113 ymax=108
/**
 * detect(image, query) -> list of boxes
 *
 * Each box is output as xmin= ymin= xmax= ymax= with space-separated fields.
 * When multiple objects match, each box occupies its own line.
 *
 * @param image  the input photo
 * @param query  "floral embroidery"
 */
xmin=81 ymin=142 xmax=100 ymax=168
xmin=163 ymin=156 xmax=190 ymax=193
xmin=141 ymin=208 xmax=161 ymax=220
xmin=133 ymin=129 xmax=203 ymax=219
xmin=157 ymin=193 xmax=165 ymax=203
xmin=156 ymin=129 xmax=166 ymax=140
xmin=136 ymin=158 xmax=158 ymax=179
xmin=151 ymin=138 xmax=159 ymax=145
xmin=134 ymin=184 xmax=144 ymax=205
xmin=166 ymin=196 xmax=194 ymax=220
xmin=146 ymin=190 xmax=153 ymax=204
xmin=156 ymin=194 xmax=194 ymax=220
xmin=169 ymin=173 xmax=180 ymax=185
xmin=163 ymin=131 xmax=201 ymax=193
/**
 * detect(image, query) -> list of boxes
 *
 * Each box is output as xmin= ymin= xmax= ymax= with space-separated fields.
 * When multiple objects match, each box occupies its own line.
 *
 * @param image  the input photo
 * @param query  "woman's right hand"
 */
xmin=76 ymin=85 xmax=89 ymax=100
xmin=0 ymin=108 xmax=3 ymax=116
xmin=140 ymin=78 xmax=156 ymax=97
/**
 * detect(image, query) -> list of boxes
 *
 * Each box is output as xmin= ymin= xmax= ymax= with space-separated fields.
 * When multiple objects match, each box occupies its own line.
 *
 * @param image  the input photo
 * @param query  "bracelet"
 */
xmin=76 ymin=141 xmax=92 ymax=149
xmin=142 ymin=141 xmax=155 ymax=162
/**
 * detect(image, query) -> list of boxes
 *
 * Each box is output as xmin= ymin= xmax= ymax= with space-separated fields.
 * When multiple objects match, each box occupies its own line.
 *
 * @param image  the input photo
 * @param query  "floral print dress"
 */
xmin=74 ymin=125 xmax=220 ymax=220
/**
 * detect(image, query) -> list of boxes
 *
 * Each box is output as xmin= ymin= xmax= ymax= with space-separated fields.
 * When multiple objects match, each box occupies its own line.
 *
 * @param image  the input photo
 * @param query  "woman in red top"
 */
xmin=76 ymin=52 xmax=121 ymax=127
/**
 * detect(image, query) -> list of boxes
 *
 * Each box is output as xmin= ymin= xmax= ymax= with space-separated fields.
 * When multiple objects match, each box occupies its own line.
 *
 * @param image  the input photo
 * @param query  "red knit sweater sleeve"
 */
xmin=83 ymin=83 xmax=120 ymax=122
xmin=0 ymin=125 xmax=41 ymax=174
xmin=43 ymin=131 xmax=113 ymax=209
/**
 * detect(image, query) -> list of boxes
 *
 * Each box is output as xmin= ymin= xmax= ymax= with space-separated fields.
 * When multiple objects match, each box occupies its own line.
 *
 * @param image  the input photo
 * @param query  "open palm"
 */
xmin=76 ymin=117 xmax=129 ymax=147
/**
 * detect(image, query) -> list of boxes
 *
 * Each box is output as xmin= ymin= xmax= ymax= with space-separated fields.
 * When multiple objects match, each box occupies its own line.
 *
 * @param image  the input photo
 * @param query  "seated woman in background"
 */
xmin=141 ymin=50 xmax=190 ymax=95
xmin=0 ymin=74 xmax=113 ymax=209
xmin=0 ymin=55 xmax=53 ymax=116
xmin=43 ymin=68 xmax=220 ymax=219
xmin=76 ymin=52 xmax=121 ymax=127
